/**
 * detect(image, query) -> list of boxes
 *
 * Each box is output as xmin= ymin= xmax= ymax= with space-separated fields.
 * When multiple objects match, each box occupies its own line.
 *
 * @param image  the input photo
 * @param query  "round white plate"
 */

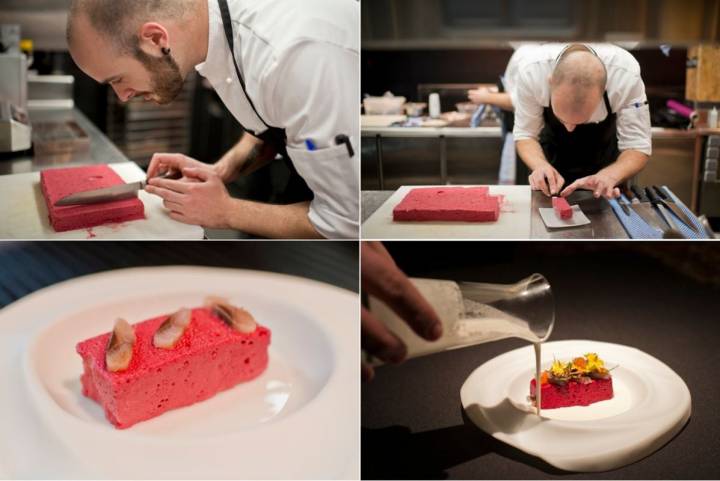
xmin=0 ymin=266 xmax=359 ymax=479
xmin=460 ymin=340 xmax=691 ymax=472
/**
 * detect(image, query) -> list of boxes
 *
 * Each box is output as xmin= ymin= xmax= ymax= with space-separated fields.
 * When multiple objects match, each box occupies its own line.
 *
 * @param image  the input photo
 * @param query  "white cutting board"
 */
xmin=0 ymin=162 xmax=204 ymax=239
xmin=362 ymin=185 xmax=532 ymax=239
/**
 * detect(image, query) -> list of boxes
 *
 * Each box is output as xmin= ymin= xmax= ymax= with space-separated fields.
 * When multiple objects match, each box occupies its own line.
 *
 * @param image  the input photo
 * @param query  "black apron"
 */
xmin=217 ymin=0 xmax=313 ymax=203
xmin=539 ymin=91 xmax=620 ymax=185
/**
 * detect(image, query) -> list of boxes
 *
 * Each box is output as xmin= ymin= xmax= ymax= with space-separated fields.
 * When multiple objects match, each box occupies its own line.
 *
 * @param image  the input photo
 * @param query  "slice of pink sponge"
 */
xmin=552 ymin=196 xmax=573 ymax=220
xmin=40 ymin=165 xmax=145 ymax=232
xmin=393 ymin=186 xmax=500 ymax=222
xmin=76 ymin=307 xmax=271 ymax=429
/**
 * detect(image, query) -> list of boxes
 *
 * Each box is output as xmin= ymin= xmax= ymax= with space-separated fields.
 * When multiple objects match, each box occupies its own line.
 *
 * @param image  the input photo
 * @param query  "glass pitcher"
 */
xmin=367 ymin=273 xmax=554 ymax=360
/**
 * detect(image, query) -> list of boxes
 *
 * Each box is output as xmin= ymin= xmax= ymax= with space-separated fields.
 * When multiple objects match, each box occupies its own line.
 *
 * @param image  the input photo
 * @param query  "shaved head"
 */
xmin=67 ymin=0 xmax=194 ymax=52
xmin=66 ymin=0 xmax=201 ymax=105
xmin=550 ymin=45 xmax=607 ymax=131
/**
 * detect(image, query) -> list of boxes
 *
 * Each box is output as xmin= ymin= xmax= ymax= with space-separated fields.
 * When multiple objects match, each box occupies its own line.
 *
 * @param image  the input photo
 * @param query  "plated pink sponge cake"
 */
xmin=76 ymin=298 xmax=270 ymax=429
xmin=530 ymin=353 xmax=614 ymax=409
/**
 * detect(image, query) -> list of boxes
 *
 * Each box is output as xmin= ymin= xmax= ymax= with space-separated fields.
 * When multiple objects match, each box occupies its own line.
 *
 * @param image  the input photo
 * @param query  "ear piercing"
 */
xmin=161 ymin=47 xmax=171 ymax=55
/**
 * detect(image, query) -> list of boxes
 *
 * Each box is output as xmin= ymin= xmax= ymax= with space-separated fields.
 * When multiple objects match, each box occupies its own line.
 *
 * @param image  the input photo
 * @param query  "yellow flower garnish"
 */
xmin=551 ymin=359 xmax=568 ymax=377
xmin=585 ymin=352 xmax=605 ymax=372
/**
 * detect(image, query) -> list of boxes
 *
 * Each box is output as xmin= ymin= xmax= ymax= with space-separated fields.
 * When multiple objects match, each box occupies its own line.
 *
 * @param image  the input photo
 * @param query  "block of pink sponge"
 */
xmin=76 ymin=306 xmax=271 ymax=429
xmin=40 ymin=165 xmax=145 ymax=232
xmin=530 ymin=376 xmax=613 ymax=409
xmin=552 ymin=196 xmax=573 ymax=220
xmin=393 ymin=187 xmax=500 ymax=222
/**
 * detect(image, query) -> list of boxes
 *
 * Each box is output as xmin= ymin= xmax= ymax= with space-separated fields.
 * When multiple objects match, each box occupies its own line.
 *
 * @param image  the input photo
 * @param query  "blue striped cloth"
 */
xmin=608 ymin=187 xmax=711 ymax=239
xmin=659 ymin=185 xmax=711 ymax=239
xmin=608 ymin=195 xmax=663 ymax=239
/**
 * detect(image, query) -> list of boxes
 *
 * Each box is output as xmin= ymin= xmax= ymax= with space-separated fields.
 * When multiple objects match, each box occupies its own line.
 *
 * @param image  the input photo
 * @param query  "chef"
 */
xmin=512 ymin=43 xmax=652 ymax=199
xmin=66 ymin=0 xmax=359 ymax=238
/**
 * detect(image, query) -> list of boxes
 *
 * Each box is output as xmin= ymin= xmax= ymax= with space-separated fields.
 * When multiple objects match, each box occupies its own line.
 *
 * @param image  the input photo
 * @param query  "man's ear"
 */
xmin=137 ymin=22 xmax=169 ymax=56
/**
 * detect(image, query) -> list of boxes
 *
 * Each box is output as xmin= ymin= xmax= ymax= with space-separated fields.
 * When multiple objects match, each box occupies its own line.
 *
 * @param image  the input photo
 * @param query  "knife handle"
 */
xmin=645 ymin=187 xmax=661 ymax=205
xmin=652 ymin=185 xmax=670 ymax=201
xmin=631 ymin=185 xmax=646 ymax=202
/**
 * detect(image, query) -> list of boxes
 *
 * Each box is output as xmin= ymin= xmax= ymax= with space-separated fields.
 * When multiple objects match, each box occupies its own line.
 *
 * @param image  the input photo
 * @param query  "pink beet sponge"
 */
xmin=76 ymin=306 xmax=271 ymax=429
xmin=40 ymin=165 xmax=145 ymax=232
xmin=552 ymin=196 xmax=573 ymax=220
xmin=393 ymin=186 xmax=500 ymax=222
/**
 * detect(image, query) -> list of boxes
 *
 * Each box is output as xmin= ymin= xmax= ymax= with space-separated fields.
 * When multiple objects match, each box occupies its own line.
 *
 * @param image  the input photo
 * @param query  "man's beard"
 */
xmin=132 ymin=45 xmax=184 ymax=105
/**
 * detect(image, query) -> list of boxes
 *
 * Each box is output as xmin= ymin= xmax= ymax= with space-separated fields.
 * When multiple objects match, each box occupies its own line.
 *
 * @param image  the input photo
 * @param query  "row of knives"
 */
xmin=616 ymin=185 xmax=700 ymax=236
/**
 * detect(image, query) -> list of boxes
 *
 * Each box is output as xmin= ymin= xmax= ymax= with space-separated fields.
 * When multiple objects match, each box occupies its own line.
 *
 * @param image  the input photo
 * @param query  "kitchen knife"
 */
xmin=645 ymin=187 xmax=684 ymax=235
xmin=625 ymin=188 xmax=664 ymax=229
xmin=630 ymin=185 xmax=647 ymax=203
xmin=651 ymin=185 xmax=700 ymax=233
xmin=54 ymin=171 xmax=179 ymax=207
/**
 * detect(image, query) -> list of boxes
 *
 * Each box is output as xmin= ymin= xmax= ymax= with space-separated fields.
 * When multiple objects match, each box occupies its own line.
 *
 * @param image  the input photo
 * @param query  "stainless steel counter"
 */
xmin=362 ymin=190 xmax=630 ymax=239
xmin=0 ymin=107 xmax=129 ymax=176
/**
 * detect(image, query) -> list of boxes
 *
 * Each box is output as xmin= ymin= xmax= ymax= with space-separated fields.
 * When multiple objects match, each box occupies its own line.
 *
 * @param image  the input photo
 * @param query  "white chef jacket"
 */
xmin=194 ymin=0 xmax=359 ymax=239
xmin=512 ymin=43 xmax=652 ymax=156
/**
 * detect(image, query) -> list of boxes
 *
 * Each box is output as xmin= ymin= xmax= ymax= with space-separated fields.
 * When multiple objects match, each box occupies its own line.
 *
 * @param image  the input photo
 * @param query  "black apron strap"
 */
xmin=216 ymin=0 xmax=313 ymax=203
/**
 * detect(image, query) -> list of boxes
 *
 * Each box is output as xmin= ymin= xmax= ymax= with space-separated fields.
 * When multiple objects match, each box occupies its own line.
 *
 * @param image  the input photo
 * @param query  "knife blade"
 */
xmin=54 ymin=171 xmax=177 ymax=207
xmin=625 ymin=189 xmax=664 ymax=230
xmin=646 ymin=187 xmax=684 ymax=235
xmin=651 ymin=185 xmax=700 ymax=233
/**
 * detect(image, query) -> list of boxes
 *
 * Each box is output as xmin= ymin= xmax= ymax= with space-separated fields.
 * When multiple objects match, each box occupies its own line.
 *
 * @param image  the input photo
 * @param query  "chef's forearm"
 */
xmin=599 ymin=150 xmax=649 ymax=185
xmin=224 ymin=199 xmax=324 ymax=239
xmin=488 ymin=92 xmax=514 ymax=111
xmin=516 ymin=138 xmax=550 ymax=171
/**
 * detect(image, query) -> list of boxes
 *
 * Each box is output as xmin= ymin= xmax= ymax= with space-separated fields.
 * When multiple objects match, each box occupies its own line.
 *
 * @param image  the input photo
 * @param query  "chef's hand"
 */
xmin=146 ymin=153 xmax=211 ymax=181
xmin=560 ymin=173 xmax=621 ymax=199
xmin=145 ymin=167 xmax=233 ymax=228
xmin=361 ymin=242 xmax=442 ymax=382
xmin=468 ymin=87 xmax=491 ymax=105
xmin=529 ymin=164 xmax=565 ymax=196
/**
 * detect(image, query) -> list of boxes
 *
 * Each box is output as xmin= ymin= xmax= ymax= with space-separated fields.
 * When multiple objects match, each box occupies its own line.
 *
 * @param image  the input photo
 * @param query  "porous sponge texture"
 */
xmin=76 ymin=307 xmax=271 ymax=429
xmin=41 ymin=165 xmax=145 ymax=232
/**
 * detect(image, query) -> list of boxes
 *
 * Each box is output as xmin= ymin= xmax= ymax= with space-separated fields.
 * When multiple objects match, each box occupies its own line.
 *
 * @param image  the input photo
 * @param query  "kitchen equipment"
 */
xmin=626 ymin=188 xmax=663 ymax=230
xmin=455 ymin=102 xmax=478 ymax=114
xmin=710 ymin=107 xmax=718 ymax=128
xmin=651 ymin=185 xmax=700 ymax=233
xmin=428 ymin=93 xmax=441 ymax=118
xmin=699 ymin=135 xmax=720 ymax=218
xmin=403 ymin=102 xmax=426 ymax=117
xmin=362 ymin=185 xmax=532 ymax=239
xmin=0 ymin=100 xmax=30 ymax=152
xmin=31 ymin=121 xmax=89 ymax=159
xmin=360 ymin=114 xmax=407 ymax=128
xmin=363 ymin=93 xmax=406 ymax=115
xmin=0 ymin=162 xmax=204 ymax=239
xmin=55 ymin=170 xmax=178 ymax=206
xmin=368 ymin=274 xmax=553 ymax=360
xmin=646 ymin=187 xmax=682 ymax=233
xmin=0 ymin=52 xmax=31 ymax=153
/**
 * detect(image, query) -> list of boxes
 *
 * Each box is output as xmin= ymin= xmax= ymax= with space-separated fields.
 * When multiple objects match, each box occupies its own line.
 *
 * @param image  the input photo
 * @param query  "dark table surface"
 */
xmin=362 ymin=242 xmax=720 ymax=480
xmin=0 ymin=241 xmax=358 ymax=309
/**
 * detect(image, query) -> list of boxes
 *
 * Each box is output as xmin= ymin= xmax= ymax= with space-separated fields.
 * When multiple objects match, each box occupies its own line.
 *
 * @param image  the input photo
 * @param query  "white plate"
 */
xmin=538 ymin=205 xmax=591 ymax=229
xmin=0 ymin=266 xmax=359 ymax=479
xmin=460 ymin=340 xmax=691 ymax=472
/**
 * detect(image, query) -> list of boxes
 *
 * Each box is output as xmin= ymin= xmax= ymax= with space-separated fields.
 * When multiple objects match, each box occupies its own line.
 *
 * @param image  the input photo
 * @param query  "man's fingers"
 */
xmin=183 ymin=167 xmax=212 ymax=182
xmin=538 ymin=174 xmax=551 ymax=197
xmin=361 ymin=307 xmax=407 ymax=364
xmin=167 ymin=210 xmax=192 ymax=224
xmin=546 ymin=171 xmax=559 ymax=196
xmin=148 ymin=177 xmax=194 ymax=194
xmin=147 ymin=153 xmax=187 ymax=178
xmin=560 ymin=178 xmax=582 ymax=197
xmin=163 ymin=199 xmax=183 ymax=211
